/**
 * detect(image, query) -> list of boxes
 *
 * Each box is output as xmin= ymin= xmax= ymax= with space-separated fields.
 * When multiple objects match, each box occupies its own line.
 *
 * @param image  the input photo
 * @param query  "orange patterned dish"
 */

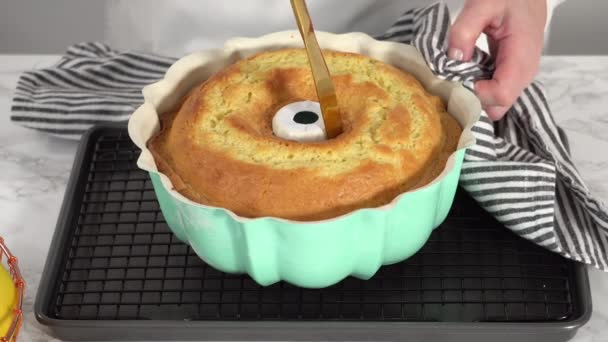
xmin=0 ymin=237 xmax=24 ymax=342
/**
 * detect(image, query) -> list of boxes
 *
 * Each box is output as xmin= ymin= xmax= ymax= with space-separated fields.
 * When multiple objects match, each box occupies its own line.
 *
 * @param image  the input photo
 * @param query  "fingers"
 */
xmin=448 ymin=0 xmax=504 ymax=61
xmin=451 ymin=0 xmax=546 ymax=121
xmin=474 ymin=33 xmax=541 ymax=121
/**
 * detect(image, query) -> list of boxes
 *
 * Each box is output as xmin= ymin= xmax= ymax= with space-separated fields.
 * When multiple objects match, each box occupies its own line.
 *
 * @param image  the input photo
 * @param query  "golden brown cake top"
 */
xmin=148 ymin=48 xmax=462 ymax=221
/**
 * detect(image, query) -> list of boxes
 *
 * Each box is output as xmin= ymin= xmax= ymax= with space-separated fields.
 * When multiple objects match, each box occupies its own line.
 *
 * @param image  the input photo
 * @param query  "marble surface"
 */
xmin=0 ymin=54 xmax=607 ymax=342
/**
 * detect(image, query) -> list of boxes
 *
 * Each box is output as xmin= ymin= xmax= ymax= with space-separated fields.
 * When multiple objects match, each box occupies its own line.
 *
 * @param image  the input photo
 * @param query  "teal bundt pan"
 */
xmin=128 ymin=31 xmax=481 ymax=288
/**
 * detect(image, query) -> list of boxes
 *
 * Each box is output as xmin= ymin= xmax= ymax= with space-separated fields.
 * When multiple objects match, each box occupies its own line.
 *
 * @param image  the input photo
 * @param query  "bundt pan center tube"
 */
xmin=128 ymin=31 xmax=481 ymax=288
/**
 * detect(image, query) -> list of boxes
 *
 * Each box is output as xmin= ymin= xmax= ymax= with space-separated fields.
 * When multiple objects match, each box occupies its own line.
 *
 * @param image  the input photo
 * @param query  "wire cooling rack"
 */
xmin=35 ymin=125 xmax=591 ymax=341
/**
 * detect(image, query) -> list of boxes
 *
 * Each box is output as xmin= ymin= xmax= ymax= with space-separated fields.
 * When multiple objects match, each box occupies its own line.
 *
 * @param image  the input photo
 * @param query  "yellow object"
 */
xmin=0 ymin=265 xmax=17 ymax=338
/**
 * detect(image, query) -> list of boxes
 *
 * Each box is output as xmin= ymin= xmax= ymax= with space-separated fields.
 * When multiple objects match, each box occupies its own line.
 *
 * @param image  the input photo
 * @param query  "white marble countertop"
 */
xmin=1 ymin=54 xmax=607 ymax=342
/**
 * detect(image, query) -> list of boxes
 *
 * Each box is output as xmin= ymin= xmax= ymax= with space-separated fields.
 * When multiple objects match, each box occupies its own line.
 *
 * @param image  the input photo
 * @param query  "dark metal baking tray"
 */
xmin=35 ymin=124 xmax=591 ymax=341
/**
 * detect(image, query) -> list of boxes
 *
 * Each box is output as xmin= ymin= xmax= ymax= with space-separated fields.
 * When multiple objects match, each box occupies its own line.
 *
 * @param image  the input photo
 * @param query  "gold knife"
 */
xmin=290 ymin=0 xmax=343 ymax=139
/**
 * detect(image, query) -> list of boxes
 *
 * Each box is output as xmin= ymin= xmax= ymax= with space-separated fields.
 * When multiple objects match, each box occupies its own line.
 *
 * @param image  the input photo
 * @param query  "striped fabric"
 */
xmin=12 ymin=44 xmax=176 ymax=139
xmin=11 ymin=3 xmax=608 ymax=270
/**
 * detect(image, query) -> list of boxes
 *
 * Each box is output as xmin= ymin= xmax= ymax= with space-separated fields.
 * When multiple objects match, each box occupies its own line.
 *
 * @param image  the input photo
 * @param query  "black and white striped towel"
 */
xmin=11 ymin=3 xmax=608 ymax=270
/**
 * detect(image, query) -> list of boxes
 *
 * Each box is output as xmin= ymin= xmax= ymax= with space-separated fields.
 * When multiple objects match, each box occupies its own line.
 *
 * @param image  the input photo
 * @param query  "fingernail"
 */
xmin=477 ymin=92 xmax=497 ymax=107
xmin=486 ymin=106 xmax=508 ymax=121
xmin=448 ymin=48 xmax=463 ymax=61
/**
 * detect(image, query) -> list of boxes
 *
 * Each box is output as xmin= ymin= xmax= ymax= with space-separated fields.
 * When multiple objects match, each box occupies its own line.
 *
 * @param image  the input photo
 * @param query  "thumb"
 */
xmin=448 ymin=1 xmax=503 ymax=61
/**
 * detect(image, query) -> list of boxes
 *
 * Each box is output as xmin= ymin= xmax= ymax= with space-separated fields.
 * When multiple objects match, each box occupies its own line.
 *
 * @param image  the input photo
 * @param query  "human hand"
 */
xmin=448 ymin=0 xmax=547 ymax=121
